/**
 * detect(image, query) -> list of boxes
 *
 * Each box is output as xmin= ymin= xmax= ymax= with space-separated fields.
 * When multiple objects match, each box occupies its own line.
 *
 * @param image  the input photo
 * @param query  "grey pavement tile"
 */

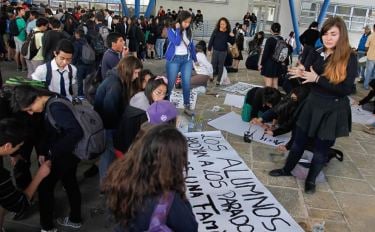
xmin=336 ymin=192 xmax=375 ymax=232
xmin=303 ymin=191 xmax=341 ymax=211
xmin=327 ymin=176 xmax=375 ymax=195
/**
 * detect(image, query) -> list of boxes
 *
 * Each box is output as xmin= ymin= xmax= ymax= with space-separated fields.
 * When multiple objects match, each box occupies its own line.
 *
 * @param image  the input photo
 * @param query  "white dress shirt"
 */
xmin=31 ymin=59 xmax=77 ymax=100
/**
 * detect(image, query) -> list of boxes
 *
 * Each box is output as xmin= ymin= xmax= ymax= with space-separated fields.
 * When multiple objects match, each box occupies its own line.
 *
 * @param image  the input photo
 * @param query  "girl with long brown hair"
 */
xmin=94 ymin=56 xmax=143 ymax=183
xmin=269 ymin=16 xmax=358 ymax=194
xmin=103 ymin=125 xmax=198 ymax=231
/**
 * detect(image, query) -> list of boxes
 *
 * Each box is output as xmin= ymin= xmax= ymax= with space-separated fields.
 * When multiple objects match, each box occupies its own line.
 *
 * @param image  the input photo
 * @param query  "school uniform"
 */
xmin=260 ymin=36 xmax=284 ymax=78
xmin=38 ymin=96 xmax=83 ymax=231
xmin=31 ymin=58 xmax=77 ymax=101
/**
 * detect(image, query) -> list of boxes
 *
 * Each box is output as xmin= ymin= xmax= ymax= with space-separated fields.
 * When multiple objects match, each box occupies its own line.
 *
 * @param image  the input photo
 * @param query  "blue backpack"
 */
xmin=147 ymin=192 xmax=175 ymax=232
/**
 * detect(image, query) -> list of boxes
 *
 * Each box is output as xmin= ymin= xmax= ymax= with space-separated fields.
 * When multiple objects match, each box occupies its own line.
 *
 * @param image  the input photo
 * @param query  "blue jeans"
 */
xmin=166 ymin=55 xmax=193 ymax=106
xmin=76 ymin=64 xmax=93 ymax=96
xmin=250 ymin=23 xmax=257 ymax=36
xmin=155 ymin=38 xmax=165 ymax=58
xmin=99 ymin=129 xmax=115 ymax=184
xmin=364 ymin=59 xmax=375 ymax=90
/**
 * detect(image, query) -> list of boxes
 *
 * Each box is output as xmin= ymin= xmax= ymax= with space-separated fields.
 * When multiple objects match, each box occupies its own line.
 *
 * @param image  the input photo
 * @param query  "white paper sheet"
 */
xmin=208 ymin=112 xmax=290 ymax=146
xmin=169 ymin=90 xmax=198 ymax=110
xmin=223 ymin=94 xmax=245 ymax=108
xmin=222 ymin=82 xmax=263 ymax=95
xmin=185 ymin=131 xmax=304 ymax=232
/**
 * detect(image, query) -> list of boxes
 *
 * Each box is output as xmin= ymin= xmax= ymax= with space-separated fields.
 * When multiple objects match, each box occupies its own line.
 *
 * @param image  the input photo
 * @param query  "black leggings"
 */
xmin=38 ymin=157 xmax=81 ymax=230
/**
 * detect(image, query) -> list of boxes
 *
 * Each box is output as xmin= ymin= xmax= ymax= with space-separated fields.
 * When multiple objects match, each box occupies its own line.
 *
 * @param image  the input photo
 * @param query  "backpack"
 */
xmin=9 ymin=18 xmax=20 ymax=36
xmin=21 ymin=31 xmax=42 ymax=60
xmin=81 ymin=41 xmax=96 ymax=64
xmin=45 ymin=61 xmax=73 ymax=96
xmin=272 ymin=36 xmax=289 ymax=63
xmin=90 ymin=26 xmax=109 ymax=54
xmin=147 ymin=192 xmax=175 ymax=232
xmin=45 ymin=97 xmax=106 ymax=160
xmin=229 ymin=43 xmax=239 ymax=58
xmin=85 ymin=66 xmax=102 ymax=105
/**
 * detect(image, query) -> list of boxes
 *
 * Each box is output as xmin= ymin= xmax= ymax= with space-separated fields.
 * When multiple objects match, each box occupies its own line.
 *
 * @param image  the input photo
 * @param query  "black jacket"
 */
xmin=42 ymin=30 xmax=70 ymax=61
xmin=208 ymin=30 xmax=235 ymax=52
xmin=299 ymin=29 xmax=320 ymax=47
xmin=359 ymin=90 xmax=375 ymax=113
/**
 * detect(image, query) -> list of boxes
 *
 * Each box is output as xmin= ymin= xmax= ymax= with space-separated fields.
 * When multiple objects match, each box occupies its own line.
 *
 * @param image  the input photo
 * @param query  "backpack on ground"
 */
xmin=147 ymin=191 xmax=175 ymax=232
xmin=45 ymin=61 xmax=73 ymax=95
xmin=9 ymin=18 xmax=20 ymax=36
xmin=45 ymin=97 xmax=106 ymax=160
xmin=81 ymin=41 xmax=95 ymax=64
xmin=21 ymin=31 xmax=42 ymax=60
xmin=272 ymin=36 xmax=289 ymax=63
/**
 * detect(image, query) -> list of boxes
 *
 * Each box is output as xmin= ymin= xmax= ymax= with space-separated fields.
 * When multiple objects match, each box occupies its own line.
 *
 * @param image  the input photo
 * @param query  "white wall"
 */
xmin=155 ymin=0 xmax=249 ymax=21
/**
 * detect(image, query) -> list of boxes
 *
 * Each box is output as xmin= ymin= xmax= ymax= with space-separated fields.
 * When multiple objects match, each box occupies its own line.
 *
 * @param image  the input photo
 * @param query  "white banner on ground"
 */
xmin=224 ymin=94 xmax=245 ymax=108
xmin=185 ymin=131 xmax=304 ymax=232
xmin=208 ymin=112 xmax=290 ymax=146
xmin=170 ymin=90 xmax=198 ymax=110
xmin=222 ymin=82 xmax=262 ymax=95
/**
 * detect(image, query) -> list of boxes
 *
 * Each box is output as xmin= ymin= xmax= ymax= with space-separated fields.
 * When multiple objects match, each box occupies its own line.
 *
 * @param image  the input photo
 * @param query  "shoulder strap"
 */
xmin=148 ymin=191 xmax=175 ymax=228
xmin=68 ymin=64 xmax=73 ymax=95
xmin=45 ymin=61 xmax=52 ymax=87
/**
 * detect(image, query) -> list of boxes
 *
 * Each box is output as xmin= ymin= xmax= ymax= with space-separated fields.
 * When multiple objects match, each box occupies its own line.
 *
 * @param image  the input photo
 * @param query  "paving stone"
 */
xmin=344 ymin=152 xmax=375 ymax=167
xmin=252 ymin=161 xmax=284 ymax=170
xmin=364 ymin=175 xmax=375 ymax=189
xmin=324 ymin=160 xmax=363 ymax=179
xmin=327 ymin=176 xmax=375 ymax=195
xmin=252 ymin=144 xmax=284 ymax=163
xmin=303 ymin=191 xmax=341 ymax=211
xmin=323 ymin=221 xmax=351 ymax=232
xmin=267 ymin=186 xmax=308 ymax=218
xmin=359 ymin=141 xmax=375 ymax=156
xmin=268 ymin=175 xmax=299 ymax=189
xmin=308 ymin=208 xmax=346 ymax=222
xmin=252 ymin=168 xmax=268 ymax=184
xmin=336 ymin=192 xmax=375 ymax=232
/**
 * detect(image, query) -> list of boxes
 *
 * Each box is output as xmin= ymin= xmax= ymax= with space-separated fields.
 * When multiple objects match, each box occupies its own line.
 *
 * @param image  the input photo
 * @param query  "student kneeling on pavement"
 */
xmin=0 ymin=118 xmax=51 ymax=232
xmin=241 ymin=86 xmax=281 ymax=122
xmin=11 ymin=85 xmax=83 ymax=232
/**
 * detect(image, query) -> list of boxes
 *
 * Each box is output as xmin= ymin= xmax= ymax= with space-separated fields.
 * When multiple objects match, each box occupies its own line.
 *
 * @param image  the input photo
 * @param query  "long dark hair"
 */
xmin=10 ymin=85 xmax=55 ymax=112
xmin=173 ymin=10 xmax=192 ymax=40
xmin=116 ymin=56 xmax=143 ymax=103
xmin=144 ymin=77 xmax=167 ymax=104
xmin=214 ymin=17 xmax=231 ymax=33
xmin=103 ymin=125 xmax=188 ymax=225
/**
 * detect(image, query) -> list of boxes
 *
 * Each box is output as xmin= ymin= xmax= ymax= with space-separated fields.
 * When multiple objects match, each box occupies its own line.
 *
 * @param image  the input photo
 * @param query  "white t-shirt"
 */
xmin=175 ymin=30 xmax=189 ymax=55
xmin=194 ymin=52 xmax=213 ymax=76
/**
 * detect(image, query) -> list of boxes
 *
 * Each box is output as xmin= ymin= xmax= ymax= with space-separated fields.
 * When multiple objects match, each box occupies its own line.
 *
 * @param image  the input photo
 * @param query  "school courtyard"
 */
xmin=1 ymin=57 xmax=375 ymax=232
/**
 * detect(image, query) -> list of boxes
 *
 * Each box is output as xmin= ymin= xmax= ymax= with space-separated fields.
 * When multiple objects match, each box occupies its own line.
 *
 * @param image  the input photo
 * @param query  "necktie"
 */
xmin=57 ymin=70 xmax=66 ymax=96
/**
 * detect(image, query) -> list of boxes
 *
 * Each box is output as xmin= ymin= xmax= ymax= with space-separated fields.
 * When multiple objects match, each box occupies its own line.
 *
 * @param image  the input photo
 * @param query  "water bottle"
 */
xmin=312 ymin=222 xmax=325 ymax=232
xmin=188 ymin=114 xmax=195 ymax=132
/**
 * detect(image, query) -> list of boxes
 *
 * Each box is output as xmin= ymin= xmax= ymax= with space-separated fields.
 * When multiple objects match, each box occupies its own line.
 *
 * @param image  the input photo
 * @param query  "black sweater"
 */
xmin=299 ymin=29 xmax=320 ymax=47
xmin=304 ymin=48 xmax=358 ymax=98
xmin=208 ymin=30 xmax=235 ymax=52
xmin=41 ymin=97 xmax=83 ymax=164
xmin=245 ymin=87 xmax=270 ymax=119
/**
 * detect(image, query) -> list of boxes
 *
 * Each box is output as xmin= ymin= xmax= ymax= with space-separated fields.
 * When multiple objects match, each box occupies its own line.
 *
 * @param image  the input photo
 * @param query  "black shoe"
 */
xmin=269 ymin=169 xmax=292 ymax=177
xmin=304 ymin=181 xmax=316 ymax=194
xmin=327 ymin=148 xmax=344 ymax=163
xmin=84 ymin=164 xmax=99 ymax=178
xmin=358 ymin=78 xmax=364 ymax=83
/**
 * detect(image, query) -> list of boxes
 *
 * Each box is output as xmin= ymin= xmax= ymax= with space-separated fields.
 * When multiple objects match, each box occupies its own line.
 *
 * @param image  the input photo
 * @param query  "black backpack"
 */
xmin=85 ymin=66 xmax=103 ymax=105
xmin=9 ymin=18 xmax=20 ymax=36
xmin=21 ymin=31 xmax=42 ymax=60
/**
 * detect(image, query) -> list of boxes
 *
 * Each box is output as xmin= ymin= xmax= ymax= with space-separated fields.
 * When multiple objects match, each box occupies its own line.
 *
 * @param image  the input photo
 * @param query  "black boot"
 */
xmin=269 ymin=150 xmax=303 ymax=177
xmin=305 ymin=163 xmax=325 ymax=194
xmin=151 ymin=51 xmax=154 ymax=59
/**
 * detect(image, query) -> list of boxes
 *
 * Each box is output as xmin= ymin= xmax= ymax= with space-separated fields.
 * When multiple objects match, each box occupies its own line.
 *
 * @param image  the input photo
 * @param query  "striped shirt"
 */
xmin=0 ymin=167 xmax=30 ymax=213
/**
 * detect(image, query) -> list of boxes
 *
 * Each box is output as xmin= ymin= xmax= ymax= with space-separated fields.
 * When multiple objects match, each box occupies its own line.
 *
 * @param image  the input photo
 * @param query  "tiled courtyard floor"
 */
xmin=1 ymin=55 xmax=374 ymax=232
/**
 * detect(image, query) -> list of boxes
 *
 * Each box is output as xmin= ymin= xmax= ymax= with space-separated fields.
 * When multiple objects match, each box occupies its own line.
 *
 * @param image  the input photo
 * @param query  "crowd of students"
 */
xmin=0 ymin=1 xmax=375 ymax=231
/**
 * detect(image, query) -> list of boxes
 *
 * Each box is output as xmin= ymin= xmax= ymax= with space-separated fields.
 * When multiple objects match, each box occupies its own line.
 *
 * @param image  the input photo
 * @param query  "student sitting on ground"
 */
xmin=104 ymin=124 xmax=198 ymax=232
xmin=0 ymin=118 xmax=51 ymax=232
xmin=192 ymin=43 xmax=212 ymax=88
xmin=130 ymin=76 xmax=167 ymax=111
xmin=357 ymin=79 xmax=375 ymax=114
xmin=242 ymin=86 xmax=281 ymax=122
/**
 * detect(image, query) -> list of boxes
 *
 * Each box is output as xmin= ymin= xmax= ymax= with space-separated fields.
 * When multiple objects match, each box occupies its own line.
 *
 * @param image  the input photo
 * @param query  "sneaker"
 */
xmin=184 ymin=105 xmax=194 ymax=116
xmin=56 ymin=217 xmax=82 ymax=229
xmin=41 ymin=228 xmax=58 ymax=232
